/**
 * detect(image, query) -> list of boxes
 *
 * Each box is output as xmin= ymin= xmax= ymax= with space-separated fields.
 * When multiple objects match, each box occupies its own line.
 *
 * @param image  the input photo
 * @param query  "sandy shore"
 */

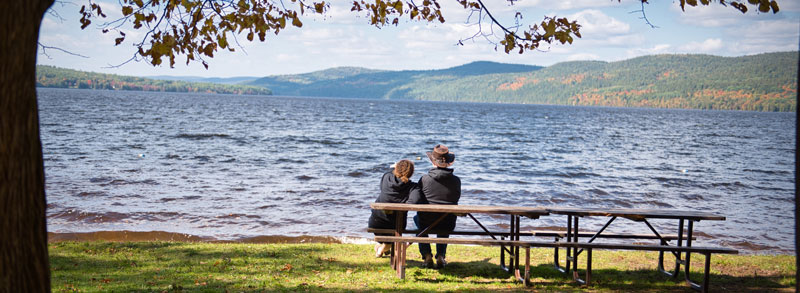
xmin=47 ymin=230 xmax=371 ymax=244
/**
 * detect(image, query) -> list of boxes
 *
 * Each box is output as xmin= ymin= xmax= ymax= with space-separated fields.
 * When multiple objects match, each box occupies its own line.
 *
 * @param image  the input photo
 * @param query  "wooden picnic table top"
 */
xmin=546 ymin=207 xmax=726 ymax=221
xmin=370 ymin=203 xmax=549 ymax=218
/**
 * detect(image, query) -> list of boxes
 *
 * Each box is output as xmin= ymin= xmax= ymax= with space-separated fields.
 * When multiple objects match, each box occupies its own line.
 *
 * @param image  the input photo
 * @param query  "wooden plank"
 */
xmin=367 ymin=228 xmax=534 ymax=237
xmin=562 ymin=242 xmax=739 ymax=254
xmin=546 ymin=207 xmax=726 ymax=221
xmin=368 ymin=229 xmax=695 ymax=240
xmin=373 ymin=236 xmax=738 ymax=254
xmin=370 ymin=203 xmax=549 ymax=218
xmin=374 ymin=236 xmax=555 ymax=248
xmin=530 ymin=230 xmax=696 ymax=240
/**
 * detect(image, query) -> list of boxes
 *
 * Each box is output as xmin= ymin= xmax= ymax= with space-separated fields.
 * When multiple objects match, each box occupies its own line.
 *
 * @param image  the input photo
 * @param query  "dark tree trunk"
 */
xmin=0 ymin=0 xmax=54 ymax=291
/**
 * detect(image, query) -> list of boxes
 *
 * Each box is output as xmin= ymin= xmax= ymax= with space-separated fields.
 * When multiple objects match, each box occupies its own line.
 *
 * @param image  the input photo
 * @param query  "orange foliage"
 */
xmin=658 ymin=70 xmax=675 ymax=80
xmin=497 ymin=77 xmax=538 ymax=91
xmin=497 ymin=77 xmax=526 ymax=91
xmin=560 ymin=74 xmax=586 ymax=84
xmin=567 ymin=88 xmax=655 ymax=107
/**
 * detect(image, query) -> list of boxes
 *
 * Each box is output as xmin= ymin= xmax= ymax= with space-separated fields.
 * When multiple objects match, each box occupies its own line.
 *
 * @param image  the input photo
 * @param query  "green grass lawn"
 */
xmin=49 ymin=241 xmax=795 ymax=292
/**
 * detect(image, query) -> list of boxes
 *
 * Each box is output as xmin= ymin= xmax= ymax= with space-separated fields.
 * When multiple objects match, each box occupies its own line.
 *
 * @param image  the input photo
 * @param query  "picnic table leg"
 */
xmin=658 ymin=219 xmax=684 ymax=278
xmin=572 ymin=215 xmax=580 ymax=282
xmin=399 ymin=240 xmax=407 ymax=279
xmin=509 ymin=215 xmax=516 ymax=273
xmin=564 ymin=215 xmax=572 ymax=274
xmin=524 ymin=246 xmax=531 ymax=286
xmin=500 ymin=235 xmax=506 ymax=269
xmin=514 ymin=215 xmax=521 ymax=280
xmin=684 ymin=221 xmax=695 ymax=285
xmin=393 ymin=211 xmax=407 ymax=278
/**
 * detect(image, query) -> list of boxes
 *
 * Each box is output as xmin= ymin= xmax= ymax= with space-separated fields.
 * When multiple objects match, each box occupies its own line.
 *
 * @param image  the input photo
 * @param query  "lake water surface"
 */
xmin=38 ymin=88 xmax=795 ymax=254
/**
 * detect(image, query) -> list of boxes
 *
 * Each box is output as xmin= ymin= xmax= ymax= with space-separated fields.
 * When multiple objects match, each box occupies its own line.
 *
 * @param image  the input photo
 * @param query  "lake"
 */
xmin=38 ymin=88 xmax=795 ymax=254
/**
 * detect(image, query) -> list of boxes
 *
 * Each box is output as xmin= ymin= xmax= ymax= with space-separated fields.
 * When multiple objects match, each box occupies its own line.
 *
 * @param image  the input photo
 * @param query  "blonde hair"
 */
xmin=393 ymin=159 xmax=414 ymax=183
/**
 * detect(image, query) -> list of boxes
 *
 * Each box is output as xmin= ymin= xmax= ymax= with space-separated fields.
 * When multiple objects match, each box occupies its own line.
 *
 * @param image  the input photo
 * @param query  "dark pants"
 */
xmin=369 ymin=210 xmax=405 ymax=244
xmin=414 ymin=213 xmax=457 ymax=258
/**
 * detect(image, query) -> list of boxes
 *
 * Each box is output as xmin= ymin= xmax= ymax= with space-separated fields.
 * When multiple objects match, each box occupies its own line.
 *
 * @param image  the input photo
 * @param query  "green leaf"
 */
xmin=292 ymin=17 xmax=303 ymax=27
xmin=122 ymin=6 xmax=133 ymax=16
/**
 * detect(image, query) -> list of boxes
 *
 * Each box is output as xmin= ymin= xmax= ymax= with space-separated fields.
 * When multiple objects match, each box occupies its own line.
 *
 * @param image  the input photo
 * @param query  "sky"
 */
xmin=37 ymin=0 xmax=800 ymax=78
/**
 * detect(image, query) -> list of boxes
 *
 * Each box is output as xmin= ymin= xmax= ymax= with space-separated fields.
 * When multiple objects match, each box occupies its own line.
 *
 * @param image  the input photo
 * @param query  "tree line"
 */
xmin=36 ymin=65 xmax=272 ymax=95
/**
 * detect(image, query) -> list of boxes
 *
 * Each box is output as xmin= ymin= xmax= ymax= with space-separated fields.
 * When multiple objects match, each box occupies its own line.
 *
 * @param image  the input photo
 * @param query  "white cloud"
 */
xmin=625 ymin=44 xmax=671 ymax=58
xmin=727 ymin=19 xmax=800 ymax=54
xmin=566 ymin=52 xmax=600 ymax=61
xmin=672 ymin=1 xmax=790 ymax=27
xmin=570 ymin=10 xmax=631 ymax=36
xmin=512 ymin=0 xmax=618 ymax=11
xmin=677 ymin=38 xmax=724 ymax=52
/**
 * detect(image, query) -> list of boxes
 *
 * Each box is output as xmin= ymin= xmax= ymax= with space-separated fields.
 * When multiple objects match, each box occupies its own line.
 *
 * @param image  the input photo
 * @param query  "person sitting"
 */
xmin=408 ymin=144 xmax=460 ymax=269
xmin=367 ymin=159 xmax=418 ymax=257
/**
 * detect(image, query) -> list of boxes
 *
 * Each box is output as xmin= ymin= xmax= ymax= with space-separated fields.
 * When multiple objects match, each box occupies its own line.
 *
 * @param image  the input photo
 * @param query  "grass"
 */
xmin=50 ymin=241 xmax=795 ymax=292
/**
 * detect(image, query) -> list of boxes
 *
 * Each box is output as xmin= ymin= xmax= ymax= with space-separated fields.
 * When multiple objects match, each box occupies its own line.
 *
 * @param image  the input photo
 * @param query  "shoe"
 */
xmin=375 ymin=243 xmax=386 ymax=258
xmin=380 ymin=243 xmax=392 ymax=256
xmin=435 ymin=255 xmax=447 ymax=269
xmin=422 ymin=254 xmax=435 ymax=268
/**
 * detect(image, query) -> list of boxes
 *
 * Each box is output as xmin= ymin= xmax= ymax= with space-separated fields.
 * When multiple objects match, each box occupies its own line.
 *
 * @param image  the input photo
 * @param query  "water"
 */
xmin=38 ymin=88 xmax=795 ymax=254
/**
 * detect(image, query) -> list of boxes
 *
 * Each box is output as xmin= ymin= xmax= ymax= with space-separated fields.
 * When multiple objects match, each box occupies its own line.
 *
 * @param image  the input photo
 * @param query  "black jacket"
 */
xmin=409 ymin=167 xmax=461 ymax=231
xmin=409 ymin=167 xmax=461 ymax=205
xmin=368 ymin=171 xmax=419 ymax=230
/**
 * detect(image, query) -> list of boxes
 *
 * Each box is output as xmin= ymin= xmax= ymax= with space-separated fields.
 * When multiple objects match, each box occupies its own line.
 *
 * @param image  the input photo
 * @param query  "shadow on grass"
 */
xmin=49 ymin=242 xmax=794 ymax=292
xmin=403 ymin=258 xmax=793 ymax=292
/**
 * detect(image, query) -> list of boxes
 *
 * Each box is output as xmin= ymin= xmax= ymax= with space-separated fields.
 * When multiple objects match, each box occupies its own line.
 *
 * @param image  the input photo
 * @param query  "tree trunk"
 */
xmin=0 ymin=0 xmax=54 ymax=291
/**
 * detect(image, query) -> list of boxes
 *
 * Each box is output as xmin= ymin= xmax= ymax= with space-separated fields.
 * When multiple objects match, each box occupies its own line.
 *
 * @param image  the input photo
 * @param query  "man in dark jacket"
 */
xmin=408 ymin=144 xmax=461 ymax=269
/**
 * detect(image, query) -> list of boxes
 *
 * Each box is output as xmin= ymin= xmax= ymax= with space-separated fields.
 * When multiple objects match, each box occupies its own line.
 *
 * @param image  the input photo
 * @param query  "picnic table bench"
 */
xmin=370 ymin=202 xmax=548 ymax=281
xmin=369 ymin=203 xmax=738 ymax=293
xmin=545 ymin=207 xmax=734 ymax=292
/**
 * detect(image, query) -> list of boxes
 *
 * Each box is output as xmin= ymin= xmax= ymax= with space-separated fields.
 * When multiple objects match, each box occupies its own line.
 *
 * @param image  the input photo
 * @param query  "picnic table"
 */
xmin=544 ymin=207 xmax=731 ymax=291
xmin=369 ymin=203 xmax=737 ymax=292
xmin=369 ymin=202 xmax=548 ymax=281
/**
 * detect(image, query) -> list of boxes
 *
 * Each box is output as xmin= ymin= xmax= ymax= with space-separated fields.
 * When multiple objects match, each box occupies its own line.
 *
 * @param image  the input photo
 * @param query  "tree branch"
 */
xmin=38 ymin=43 xmax=90 ymax=59
xmin=630 ymin=0 xmax=658 ymax=29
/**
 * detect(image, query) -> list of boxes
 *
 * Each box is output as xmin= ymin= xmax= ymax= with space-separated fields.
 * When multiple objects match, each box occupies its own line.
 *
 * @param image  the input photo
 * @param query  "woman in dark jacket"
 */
xmin=409 ymin=144 xmax=460 ymax=269
xmin=368 ymin=159 xmax=417 ymax=257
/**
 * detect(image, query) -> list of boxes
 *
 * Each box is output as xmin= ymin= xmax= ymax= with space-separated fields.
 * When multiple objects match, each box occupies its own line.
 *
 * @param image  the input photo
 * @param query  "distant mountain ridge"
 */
xmin=36 ymin=66 xmax=271 ymax=95
xmin=37 ymin=52 xmax=797 ymax=111
xmin=248 ymin=61 xmax=543 ymax=100
xmin=147 ymin=75 xmax=261 ymax=85
xmin=246 ymin=53 xmax=797 ymax=112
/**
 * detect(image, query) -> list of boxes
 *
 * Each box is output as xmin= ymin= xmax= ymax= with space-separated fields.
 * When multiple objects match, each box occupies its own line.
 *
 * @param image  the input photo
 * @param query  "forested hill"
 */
xmin=247 ymin=52 xmax=797 ymax=112
xmin=36 ymin=66 xmax=272 ymax=95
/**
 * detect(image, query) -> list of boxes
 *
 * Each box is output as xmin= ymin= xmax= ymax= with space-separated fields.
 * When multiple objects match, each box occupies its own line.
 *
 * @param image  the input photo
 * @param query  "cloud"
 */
xmin=727 ymin=19 xmax=800 ymax=54
xmin=672 ymin=1 xmax=788 ymax=27
xmin=625 ymin=44 xmax=671 ymax=58
xmin=677 ymin=38 xmax=724 ymax=52
xmin=566 ymin=52 xmax=600 ymax=61
xmin=511 ymin=0 xmax=618 ymax=11
xmin=570 ymin=10 xmax=631 ymax=36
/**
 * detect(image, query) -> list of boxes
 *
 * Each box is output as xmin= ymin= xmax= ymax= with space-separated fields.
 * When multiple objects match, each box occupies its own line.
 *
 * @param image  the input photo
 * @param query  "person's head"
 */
xmin=426 ymin=144 xmax=455 ymax=168
xmin=393 ymin=159 xmax=415 ymax=183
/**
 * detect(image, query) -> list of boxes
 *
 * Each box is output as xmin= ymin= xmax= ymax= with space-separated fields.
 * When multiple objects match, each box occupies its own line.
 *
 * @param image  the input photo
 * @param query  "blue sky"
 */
xmin=38 ymin=0 xmax=800 ymax=77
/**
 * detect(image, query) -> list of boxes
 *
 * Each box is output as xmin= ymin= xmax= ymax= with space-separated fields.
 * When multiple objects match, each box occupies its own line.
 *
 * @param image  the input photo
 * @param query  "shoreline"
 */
xmin=47 ymin=230 xmax=795 ymax=255
xmin=47 ymin=230 xmax=371 ymax=244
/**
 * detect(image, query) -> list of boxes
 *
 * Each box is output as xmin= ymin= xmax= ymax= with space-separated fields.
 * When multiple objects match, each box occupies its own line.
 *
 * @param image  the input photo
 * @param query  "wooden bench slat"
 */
xmin=374 ymin=236 xmax=552 ymax=247
xmin=530 ymin=230 xmax=696 ymax=240
xmin=368 ymin=228 xmax=534 ymax=237
xmin=368 ymin=228 xmax=695 ymax=240
xmin=373 ymin=236 xmax=737 ymax=254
